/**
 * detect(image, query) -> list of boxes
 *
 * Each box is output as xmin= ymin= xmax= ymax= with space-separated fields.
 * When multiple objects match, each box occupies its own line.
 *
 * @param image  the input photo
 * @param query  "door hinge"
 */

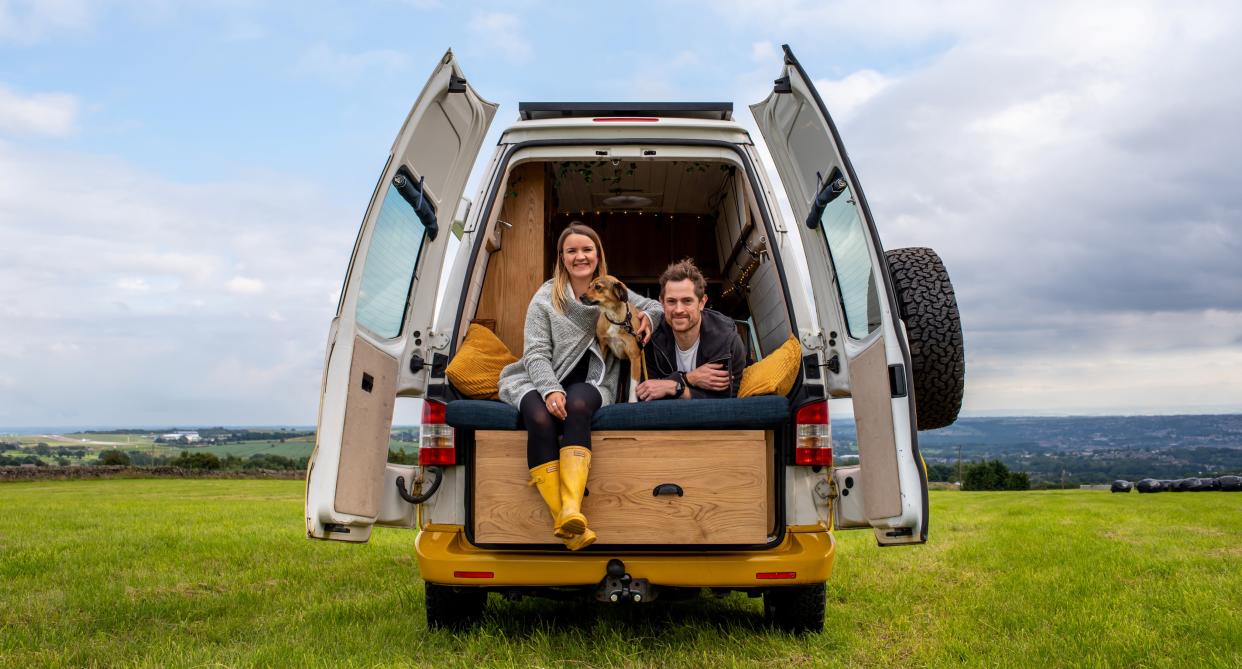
xmin=773 ymin=75 xmax=792 ymax=94
xmin=800 ymin=330 xmax=826 ymax=351
xmin=427 ymin=330 xmax=451 ymax=350
xmin=448 ymin=74 xmax=468 ymax=93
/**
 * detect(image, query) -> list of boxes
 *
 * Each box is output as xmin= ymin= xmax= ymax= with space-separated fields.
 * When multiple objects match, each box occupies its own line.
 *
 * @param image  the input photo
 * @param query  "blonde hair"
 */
xmin=552 ymin=222 xmax=608 ymax=313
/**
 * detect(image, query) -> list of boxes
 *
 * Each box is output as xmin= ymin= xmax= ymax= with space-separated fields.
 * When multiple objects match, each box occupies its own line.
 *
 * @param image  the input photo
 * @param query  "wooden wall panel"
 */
xmin=475 ymin=163 xmax=546 ymax=357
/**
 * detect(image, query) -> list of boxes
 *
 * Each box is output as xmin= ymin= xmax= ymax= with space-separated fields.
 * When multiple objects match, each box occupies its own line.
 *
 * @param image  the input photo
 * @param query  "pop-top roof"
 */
xmin=518 ymin=102 xmax=733 ymax=122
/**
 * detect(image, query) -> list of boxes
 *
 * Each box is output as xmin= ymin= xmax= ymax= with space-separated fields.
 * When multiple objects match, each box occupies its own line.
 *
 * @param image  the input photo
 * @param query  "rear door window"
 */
xmin=355 ymin=183 xmax=428 ymax=339
xmin=814 ymin=181 xmax=880 ymax=339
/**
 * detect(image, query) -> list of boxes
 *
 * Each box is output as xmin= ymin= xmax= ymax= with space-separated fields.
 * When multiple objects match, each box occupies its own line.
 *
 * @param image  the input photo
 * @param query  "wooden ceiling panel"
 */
xmin=550 ymin=159 xmax=731 ymax=215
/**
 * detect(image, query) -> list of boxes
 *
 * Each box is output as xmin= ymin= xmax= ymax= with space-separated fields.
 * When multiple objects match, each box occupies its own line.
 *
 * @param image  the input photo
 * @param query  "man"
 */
xmin=635 ymin=259 xmax=747 ymax=401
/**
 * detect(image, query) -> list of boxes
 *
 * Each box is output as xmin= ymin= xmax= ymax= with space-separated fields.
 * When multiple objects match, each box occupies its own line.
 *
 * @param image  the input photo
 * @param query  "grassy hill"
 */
xmin=1 ymin=481 xmax=1238 ymax=667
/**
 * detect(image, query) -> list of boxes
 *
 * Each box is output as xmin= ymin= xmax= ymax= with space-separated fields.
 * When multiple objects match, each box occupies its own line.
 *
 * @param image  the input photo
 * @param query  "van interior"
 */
xmin=446 ymin=154 xmax=803 ymax=548
xmin=460 ymin=156 xmax=794 ymax=363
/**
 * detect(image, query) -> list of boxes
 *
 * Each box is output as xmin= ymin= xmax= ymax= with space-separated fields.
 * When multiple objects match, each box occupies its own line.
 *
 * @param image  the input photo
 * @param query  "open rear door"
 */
xmin=751 ymin=45 xmax=927 ymax=545
xmin=306 ymin=51 xmax=497 ymax=542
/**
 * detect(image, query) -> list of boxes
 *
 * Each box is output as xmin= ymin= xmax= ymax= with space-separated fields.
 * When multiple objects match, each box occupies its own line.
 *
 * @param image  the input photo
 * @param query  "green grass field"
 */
xmin=193 ymin=436 xmax=317 ymax=460
xmin=1 ymin=481 xmax=1238 ymax=668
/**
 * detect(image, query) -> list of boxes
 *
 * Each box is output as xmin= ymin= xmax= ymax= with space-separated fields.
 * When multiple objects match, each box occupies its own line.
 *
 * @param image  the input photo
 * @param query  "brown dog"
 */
xmin=580 ymin=275 xmax=648 ymax=403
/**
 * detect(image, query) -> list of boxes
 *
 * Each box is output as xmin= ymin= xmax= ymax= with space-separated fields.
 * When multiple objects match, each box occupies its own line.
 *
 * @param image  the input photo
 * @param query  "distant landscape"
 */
xmin=3 ymin=414 xmax=1240 ymax=485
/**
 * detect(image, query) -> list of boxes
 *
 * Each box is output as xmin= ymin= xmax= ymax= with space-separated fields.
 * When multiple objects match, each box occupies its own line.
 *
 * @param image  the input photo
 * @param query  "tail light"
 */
xmin=794 ymin=400 xmax=832 ymax=467
xmin=419 ymin=400 xmax=456 ymax=465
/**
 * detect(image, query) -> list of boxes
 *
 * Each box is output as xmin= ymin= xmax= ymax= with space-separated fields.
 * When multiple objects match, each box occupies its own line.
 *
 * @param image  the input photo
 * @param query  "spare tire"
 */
xmin=885 ymin=247 xmax=966 ymax=430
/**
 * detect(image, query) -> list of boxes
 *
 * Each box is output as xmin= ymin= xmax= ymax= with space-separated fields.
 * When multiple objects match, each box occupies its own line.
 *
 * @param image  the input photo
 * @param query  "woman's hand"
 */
xmin=544 ymin=391 xmax=567 ymax=420
xmin=633 ymin=310 xmax=652 ymax=345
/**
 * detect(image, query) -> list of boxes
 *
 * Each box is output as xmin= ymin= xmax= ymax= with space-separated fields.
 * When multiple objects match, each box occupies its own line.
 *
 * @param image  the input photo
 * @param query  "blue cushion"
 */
xmin=592 ymin=396 xmax=789 ymax=430
xmin=445 ymin=396 xmax=790 ymax=431
xmin=446 ymin=400 xmax=520 ymax=430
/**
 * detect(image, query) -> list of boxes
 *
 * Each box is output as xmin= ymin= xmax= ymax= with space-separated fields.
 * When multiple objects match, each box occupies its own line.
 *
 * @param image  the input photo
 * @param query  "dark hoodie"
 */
xmin=645 ymin=308 xmax=747 ymax=399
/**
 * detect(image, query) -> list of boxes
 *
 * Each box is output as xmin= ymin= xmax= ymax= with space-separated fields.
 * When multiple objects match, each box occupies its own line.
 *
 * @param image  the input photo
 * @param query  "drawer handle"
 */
xmin=652 ymin=483 xmax=684 ymax=497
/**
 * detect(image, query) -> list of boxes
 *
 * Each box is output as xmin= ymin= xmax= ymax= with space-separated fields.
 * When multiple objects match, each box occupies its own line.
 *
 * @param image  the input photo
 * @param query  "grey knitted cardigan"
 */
xmin=498 ymin=280 xmax=662 ymax=408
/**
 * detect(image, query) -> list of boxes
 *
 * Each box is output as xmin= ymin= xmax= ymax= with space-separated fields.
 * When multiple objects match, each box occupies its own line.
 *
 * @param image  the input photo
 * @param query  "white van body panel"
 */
xmin=306 ymin=51 xmax=496 ymax=542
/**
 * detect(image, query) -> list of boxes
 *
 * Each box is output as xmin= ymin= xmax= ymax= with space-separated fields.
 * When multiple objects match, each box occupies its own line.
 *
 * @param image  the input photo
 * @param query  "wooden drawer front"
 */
xmin=473 ymin=430 xmax=769 ymax=545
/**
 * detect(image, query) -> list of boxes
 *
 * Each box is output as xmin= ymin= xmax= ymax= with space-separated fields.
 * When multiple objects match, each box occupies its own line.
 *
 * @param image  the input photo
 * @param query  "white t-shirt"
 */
xmin=675 ymin=339 xmax=700 ymax=374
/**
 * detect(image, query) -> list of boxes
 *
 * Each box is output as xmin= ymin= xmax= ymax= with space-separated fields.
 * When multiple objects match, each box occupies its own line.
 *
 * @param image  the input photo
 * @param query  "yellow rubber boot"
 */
xmin=556 ymin=446 xmax=592 ymax=538
xmin=528 ymin=460 xmax=595 ymax=550
xmin=528 ymin=461 xmax=562 ymax=529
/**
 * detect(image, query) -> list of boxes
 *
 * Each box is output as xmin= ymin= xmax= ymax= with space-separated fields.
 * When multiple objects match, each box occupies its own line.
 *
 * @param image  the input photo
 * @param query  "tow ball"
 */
xmin=595 ymin=559 xmax=655 ymax=603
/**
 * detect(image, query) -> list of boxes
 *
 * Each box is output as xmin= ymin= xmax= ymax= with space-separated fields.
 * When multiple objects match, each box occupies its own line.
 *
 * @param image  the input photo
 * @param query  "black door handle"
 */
xmin=652 ymin=483 xmax=684 ymax=497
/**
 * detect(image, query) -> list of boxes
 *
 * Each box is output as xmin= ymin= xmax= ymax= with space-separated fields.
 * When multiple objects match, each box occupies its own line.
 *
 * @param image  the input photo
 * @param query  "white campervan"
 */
xmin=305 ymin=45 xmax=965 ymax=633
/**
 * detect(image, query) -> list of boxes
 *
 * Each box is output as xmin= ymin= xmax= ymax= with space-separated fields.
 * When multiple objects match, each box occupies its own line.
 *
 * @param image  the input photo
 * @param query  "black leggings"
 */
xmin=520 ymin=356 xmax=602 ymax=468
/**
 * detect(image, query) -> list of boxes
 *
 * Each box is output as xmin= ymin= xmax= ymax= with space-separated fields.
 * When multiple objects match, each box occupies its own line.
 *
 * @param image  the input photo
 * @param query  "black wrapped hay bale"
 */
xmin=1136 ymin=479 xmax=1162 ymax=493
xmin=1217 ymin=475 xmax=1242 ymax=492
xmin=1110 ymin=480 xmax=1132 ymax=493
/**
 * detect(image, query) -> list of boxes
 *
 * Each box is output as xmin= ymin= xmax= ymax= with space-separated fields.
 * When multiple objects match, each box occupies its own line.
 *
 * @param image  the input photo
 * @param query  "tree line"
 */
xmin=925 ymin=459 xmax=1031 ymax=491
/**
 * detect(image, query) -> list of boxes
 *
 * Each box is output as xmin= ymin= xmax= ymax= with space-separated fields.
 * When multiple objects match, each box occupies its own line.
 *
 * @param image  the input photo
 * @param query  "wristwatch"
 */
xmin=674 ymin=372 xmax=688 ymax=398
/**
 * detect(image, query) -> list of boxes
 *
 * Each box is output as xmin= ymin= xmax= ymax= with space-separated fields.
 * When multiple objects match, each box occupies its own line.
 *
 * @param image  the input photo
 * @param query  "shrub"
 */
xmin=963 ymin=459 xmax=1031 ymax=491
xmin=173 ymin=451 xmax=221 ymax=470
xmin=98 ymin=450 xmax=131 ymax=466
xmin=926 ymin=462 xmax=955 ymax=482
xmin=244 ymin=454 xmax=297 ymax=470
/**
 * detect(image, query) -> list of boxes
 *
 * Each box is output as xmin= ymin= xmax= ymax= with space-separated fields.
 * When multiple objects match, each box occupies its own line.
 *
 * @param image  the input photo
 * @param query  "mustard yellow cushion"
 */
xmin=738 ymin=334 xmax=802 ymax=398
xmin=445 ymin=324 xmax=518 ymax=400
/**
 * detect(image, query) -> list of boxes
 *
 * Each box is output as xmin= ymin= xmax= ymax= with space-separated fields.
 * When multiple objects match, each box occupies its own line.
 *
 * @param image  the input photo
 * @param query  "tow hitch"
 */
xmin=595 ymin=559 xmax=656 ymax=603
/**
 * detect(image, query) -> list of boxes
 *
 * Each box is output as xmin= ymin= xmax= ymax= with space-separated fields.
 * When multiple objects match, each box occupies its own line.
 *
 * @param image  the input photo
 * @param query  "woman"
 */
xmin=498 ymin=223 xmax=661 ymax=550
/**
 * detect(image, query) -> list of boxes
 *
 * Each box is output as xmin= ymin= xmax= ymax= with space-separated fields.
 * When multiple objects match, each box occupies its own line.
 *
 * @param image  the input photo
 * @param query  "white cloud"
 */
xmin=470 ymin=11 xmax=532 ymax=63
xmin=296 ymin=44 xmax=410 ymax=83
xmin=715 ymin=0 xmax=1242 ymax=414
xmin=0 ymin=84 xmax=79 ymax=137
xmin=814 ymin=70 xmax=893 ymax=122
xmin=226 ymin=276 xmax=265 ymax=295
xmin=115 ymin=277 xmax=151 ymax=293
xmin=669 ymin=50 xmax=700 ymax=69
xmin=0 ymin=141 xmax=354 ymax=425
xmin=751 ymin=41 xmax=777 ymax=62
xmin=0 ymin=0 xmax=94 ymax=44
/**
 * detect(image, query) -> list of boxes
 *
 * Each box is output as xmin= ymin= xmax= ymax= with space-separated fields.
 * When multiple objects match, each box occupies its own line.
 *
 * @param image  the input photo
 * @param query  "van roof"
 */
xmin=518 ymin=102 xmax=733 ymax=121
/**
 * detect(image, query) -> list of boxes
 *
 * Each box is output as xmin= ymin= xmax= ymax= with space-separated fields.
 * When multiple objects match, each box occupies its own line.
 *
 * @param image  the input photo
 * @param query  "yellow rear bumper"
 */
xmin=415 ymin=525 xmax=835 ymax=587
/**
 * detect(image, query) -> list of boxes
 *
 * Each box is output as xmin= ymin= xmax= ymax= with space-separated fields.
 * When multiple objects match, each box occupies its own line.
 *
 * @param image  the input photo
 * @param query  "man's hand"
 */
xmin=633 ymin=310 xmax=652 ymax=345
xmin=636 ymin=379 xmax=680 ymax=401
xmin=686 ymin=362 xmax=730 ymax=392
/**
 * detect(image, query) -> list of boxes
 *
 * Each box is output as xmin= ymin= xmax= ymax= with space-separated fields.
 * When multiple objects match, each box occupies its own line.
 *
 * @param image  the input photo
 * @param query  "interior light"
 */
xmin=602 ymin=195 xmax=654 ymax=208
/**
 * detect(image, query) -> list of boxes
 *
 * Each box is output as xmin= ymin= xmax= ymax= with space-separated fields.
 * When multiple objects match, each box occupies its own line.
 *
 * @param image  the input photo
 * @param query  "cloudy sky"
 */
xmin=0 ymin=0 xmax=1238 ymax=427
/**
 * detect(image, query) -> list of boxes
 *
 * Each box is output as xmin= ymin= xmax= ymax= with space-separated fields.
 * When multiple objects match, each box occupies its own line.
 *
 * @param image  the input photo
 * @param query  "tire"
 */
xmin=424 ymin=582 xmax=487 ymax=630
xmin=763 ymin=583 xmax=825 ymax=634
xmin=884 ymin=247 xmax=966 ymax=430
